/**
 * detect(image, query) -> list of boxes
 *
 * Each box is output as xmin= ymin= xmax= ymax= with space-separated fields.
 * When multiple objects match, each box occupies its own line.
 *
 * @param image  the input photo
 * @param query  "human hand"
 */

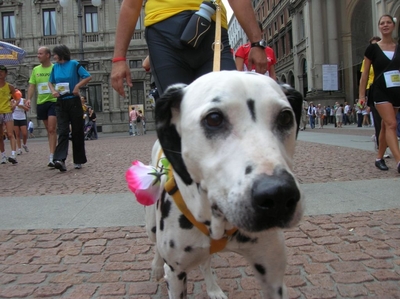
xmin=52 ymin=91 xmax=60 ymax=98
xmin=26 ymin=99 xmax=31 ymax=109
xmin=111 ymin=61 xmax=132 ymax=97
xmin=247 ymin=47 xmax=268 ymax=74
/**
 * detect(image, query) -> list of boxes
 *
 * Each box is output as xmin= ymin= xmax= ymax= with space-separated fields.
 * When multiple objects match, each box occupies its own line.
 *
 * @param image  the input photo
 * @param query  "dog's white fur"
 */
xmin=145 ymin=71 xmax=304 ymax=299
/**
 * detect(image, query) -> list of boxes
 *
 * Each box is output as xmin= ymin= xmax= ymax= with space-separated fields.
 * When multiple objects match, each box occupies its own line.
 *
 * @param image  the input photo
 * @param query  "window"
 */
xmin=280 ymin=14 xmax=284 ymax=25
xmin=274 ymin=22 xmax=277 ymax=31
xmin=43 ymin=9 xmax=56 ymax=36
xmin=130 ymin=82 xmax=145 ymax=106
xmin=129 ymin=60 xmax=142 ymax=69
xmin=274 ymin=41 xmax=279 ymax=59
xmin=85 ymin=6 xmax=98 ymax=33
xmin=88 ymin=62 xmax=100 ymax=71
xmin=281 ymin=36 xmax=286 ymax=55
xmin=88 ymin=84 xmax=103 ymax=112
xmin=2 ymin=12 xmax=15 ymax=39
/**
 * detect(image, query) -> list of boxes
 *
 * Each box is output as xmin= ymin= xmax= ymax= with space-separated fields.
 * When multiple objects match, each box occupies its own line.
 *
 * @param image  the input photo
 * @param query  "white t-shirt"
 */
xmin=12 ymin=98 xmax=27 ymax=120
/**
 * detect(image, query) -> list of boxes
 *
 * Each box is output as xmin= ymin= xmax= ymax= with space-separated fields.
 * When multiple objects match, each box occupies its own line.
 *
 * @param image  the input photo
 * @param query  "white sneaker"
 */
xmin=17 ymin=149 xmax=22 ymax=155
xmin=22 ymin=144 xmax=29 ymax=152
xmin=74 ymin=164 xmax=82 ymax=169
xmin=1 ymin=156 xmax=7 ymax=164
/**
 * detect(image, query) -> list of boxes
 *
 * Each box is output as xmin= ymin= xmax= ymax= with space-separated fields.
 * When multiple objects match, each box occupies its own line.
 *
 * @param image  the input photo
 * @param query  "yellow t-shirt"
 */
xmin=360 ymin=59 xmax=374 ymax=89
xmin=144 ymin=0 xmax=228 ymax=29
xmin=0 ymin=83 xmax=11 ymax=114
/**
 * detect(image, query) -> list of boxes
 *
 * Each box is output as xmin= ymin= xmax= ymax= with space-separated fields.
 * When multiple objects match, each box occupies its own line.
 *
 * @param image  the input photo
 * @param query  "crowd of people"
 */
xmin=1 ymin=45 xmax=93 ymax=171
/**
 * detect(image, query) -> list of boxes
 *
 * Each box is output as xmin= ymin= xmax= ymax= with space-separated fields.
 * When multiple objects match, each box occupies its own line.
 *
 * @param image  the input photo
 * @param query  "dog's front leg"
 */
xmin=200 ymin=256 xmax=227 ymax=299
xmin=238 ymin=230 xmax=288 ymax=299
xmin=164 ymin=263 xmax=187 ymax=299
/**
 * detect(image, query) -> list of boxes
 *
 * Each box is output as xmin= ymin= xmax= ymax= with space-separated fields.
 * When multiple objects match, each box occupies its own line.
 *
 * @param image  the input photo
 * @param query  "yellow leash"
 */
xmin=158 ymin=148 xmax=237 ymax=254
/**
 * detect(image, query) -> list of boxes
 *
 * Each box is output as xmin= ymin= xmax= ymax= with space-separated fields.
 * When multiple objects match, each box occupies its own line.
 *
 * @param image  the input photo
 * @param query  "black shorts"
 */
xmin=37 ymin=101 xmax=56 ymax=120
xmin=14 ymin=119 xmax=27 ymax=127
xmin=145 ymin=11 xmax=236 ymax=94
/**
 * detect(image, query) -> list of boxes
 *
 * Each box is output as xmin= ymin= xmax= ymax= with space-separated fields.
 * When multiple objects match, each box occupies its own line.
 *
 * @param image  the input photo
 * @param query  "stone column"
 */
xmin=326 ymin=0 xmax=339 ymax=65
xmin=310 ymin=0 xmax=324 ymax=90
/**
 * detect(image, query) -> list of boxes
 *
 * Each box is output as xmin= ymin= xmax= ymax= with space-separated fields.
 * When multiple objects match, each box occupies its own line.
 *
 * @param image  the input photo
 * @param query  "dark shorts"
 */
xmin=145 ymin=11 xmax=236 ymax=94
xmin=37 ymin=101 xmax=57 ymax=120
xmin=29 ymin=128 xmax=33 ymax=133
xmin=14 ymin=119 xmax=27 ymax=127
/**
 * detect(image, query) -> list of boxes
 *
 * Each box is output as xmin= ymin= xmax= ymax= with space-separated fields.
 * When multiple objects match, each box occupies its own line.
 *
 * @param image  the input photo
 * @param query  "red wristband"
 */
xmin=112 ymin=57 xmax=126 ymax=63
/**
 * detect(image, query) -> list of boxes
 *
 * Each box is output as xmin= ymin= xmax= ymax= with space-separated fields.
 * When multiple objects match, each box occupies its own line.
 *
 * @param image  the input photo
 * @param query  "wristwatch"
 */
xmin=250 ymin=40 xmax=267 ymax=49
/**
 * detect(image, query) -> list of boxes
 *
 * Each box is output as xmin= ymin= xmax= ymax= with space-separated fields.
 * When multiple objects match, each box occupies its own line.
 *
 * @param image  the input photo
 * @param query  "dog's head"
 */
xmin=156 ymin=71 xmax=304 ymax=232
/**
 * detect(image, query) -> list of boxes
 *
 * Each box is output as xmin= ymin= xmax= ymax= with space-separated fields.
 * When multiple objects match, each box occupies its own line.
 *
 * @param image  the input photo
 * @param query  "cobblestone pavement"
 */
xmin=1 ymin=127 xmax=399 ymax=298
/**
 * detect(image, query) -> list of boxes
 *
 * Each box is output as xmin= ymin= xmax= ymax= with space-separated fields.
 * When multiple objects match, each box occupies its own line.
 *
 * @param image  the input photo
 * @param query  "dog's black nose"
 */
xmin=251 ymin=168 xmax=300 ymax=228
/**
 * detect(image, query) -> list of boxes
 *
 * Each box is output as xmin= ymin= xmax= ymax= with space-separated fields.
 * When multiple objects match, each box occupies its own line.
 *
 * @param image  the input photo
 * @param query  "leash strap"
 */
xmin=164 ymin=176 xmax=237 ymax=254
xmin=212 ymin=1 xmax=222 ymax=72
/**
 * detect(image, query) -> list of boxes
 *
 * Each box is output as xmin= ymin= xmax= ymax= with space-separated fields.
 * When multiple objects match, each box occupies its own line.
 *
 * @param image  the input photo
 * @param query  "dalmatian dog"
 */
xmin=145 ymin=71 xmax=304 ymax=299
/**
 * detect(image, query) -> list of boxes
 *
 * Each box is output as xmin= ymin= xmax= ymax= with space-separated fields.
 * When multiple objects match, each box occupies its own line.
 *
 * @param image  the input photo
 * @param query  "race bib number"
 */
xmin=55 ymin=83 xmax=70 ymax=95
xmin=37 ymin=82 xmax=51 ymax=95
xmin=384 ymin=70 xmax=400 ymax=88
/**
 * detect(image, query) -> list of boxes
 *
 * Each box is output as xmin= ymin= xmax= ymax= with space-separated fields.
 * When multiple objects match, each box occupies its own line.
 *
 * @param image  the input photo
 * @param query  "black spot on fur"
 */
xmin=178 ymin=272 xmax=187 ymax=280
xmin=254 ymin=263 xmax=266 ymax=275
xmin=203 ymin=220 xmax=211 ymax=226
xmin=166 ymin=281 xmax=169 ymax=290
xmin=247 ymin=99 xmax=256 ymax=121
xmin=278 ymin=287 xmax=283 ymax=297
xmin=236 ymin=232 xmax=251 ymax=243
xmin=169 ymin=240 xmax=175 ymax=248
xmin=184 ymin=246 xmax=192 ymax=252
xmin=211 ymin=203 xmax=223 ymax=218
xmin=151 ymin=226 xmax=156 ymax=234
xmin=160 ymin=197 xmax=172 ymax=231
xmin=212 ymin=96 xmax=221 ymax=103
xmin=245 ymin=165 xmax=253 ymax=175
xmin=180 ymin=292 xmax=184 ymax=299
xmin=179 ymin=214 xmax=194 ymax=229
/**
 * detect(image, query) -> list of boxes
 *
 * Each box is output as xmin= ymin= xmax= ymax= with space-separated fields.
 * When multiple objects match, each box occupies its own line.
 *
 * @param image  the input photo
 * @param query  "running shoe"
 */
xmin=54 ymin=160 xmax=67 ymax=172
xmin=8 ymin=155 xmax=18 ymax=164
xmin=22 ymin=144 xmax=29 ymax=152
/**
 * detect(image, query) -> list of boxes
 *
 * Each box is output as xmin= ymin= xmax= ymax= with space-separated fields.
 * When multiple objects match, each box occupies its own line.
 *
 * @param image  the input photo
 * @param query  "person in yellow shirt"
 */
xmin=360 ymin=36 xmax=381 ymax=148
xmin=0 ymin=65 xmax=19 ymax=164
xmin=111 ymin=0 xmax=269 ymax=97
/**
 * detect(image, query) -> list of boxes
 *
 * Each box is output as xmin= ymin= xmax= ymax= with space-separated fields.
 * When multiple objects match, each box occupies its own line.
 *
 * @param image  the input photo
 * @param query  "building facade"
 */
xmin=0 ymin=0 xmax=151 ymax=136
xmin=229 ymin=0 xmax=400 ymax=106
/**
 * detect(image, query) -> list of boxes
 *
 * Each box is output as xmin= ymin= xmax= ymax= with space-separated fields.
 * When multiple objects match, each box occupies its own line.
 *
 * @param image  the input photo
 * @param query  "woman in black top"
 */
xmin=359 ymin=14 xmax=400 ymax=173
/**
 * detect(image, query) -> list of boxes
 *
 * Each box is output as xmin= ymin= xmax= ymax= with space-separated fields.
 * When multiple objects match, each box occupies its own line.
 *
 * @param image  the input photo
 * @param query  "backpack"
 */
xmin=136 ymin=113 xmax=142 ymax=122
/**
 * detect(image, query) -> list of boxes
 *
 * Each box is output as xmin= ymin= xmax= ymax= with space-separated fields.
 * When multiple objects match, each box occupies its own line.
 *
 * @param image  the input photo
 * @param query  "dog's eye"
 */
xmin=277 ymin=110 xmax=293 ymax=128
xmin=205 ymin=112 xmax=223 ymax=127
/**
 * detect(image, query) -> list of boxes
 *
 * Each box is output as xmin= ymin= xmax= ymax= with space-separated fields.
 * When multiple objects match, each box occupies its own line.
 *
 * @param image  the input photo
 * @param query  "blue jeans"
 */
xmin=309 ymin=116 xmax=315 ymax=129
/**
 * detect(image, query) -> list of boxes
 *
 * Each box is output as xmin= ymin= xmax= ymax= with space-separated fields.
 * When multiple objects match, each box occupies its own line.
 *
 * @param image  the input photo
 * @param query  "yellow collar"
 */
xmin=164 ymin=176 xmax=237 ymax=254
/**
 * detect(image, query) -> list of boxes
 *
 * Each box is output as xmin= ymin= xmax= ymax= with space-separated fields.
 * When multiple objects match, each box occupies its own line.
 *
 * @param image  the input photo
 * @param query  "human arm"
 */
xmin=73 ymin=76 xmax=92 ymax=96
xmin=111 ymin=0 xmax=144 ymax=97
xmin=235 ymin=57 xmax=244 ymax=71
xmin=26 ymin=84 xmax=36 ymax=109
xmin=142 ymin=55 xmax=150 ymax=72
xmin=359 ymin=56 xmax=371 ymax=100
xmin=228 ymin=0 xmax=268 ymax=74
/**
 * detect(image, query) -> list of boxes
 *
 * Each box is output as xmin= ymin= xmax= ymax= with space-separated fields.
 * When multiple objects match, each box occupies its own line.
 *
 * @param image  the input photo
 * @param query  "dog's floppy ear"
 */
xmin=155 ymin=84 xmax=193 ymax=185
xmin=279 ymin=83 xmax=303 ymax=138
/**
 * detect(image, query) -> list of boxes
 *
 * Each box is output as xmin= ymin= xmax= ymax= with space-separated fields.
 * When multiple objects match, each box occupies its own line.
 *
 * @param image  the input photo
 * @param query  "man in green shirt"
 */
xmin=26 ymin=47 xmax=57 ymax=167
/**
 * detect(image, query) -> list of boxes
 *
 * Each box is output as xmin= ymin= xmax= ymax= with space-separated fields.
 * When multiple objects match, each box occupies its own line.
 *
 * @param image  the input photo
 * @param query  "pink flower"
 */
xmin=125 ymin=160 xmax=168 ymax=206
